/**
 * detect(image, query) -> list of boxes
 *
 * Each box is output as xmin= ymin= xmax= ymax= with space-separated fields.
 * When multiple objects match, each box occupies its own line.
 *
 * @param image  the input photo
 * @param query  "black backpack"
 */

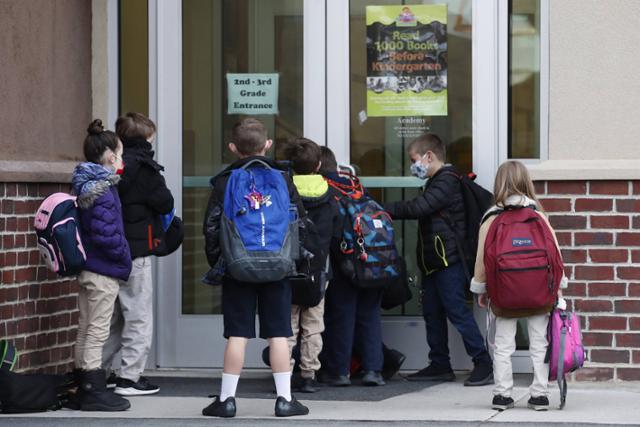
xmin=440 ymin=171 xmax=494 ymax=281
xmin=0 ymin=340 xmax=74 ymax=413
xmin=291 ymin=217 xmax=328 ymax=307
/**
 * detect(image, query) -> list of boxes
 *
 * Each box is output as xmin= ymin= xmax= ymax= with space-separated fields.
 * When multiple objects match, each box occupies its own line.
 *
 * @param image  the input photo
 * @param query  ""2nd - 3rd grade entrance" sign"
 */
xmin=226 ymin=73 xmax=279 ymax=115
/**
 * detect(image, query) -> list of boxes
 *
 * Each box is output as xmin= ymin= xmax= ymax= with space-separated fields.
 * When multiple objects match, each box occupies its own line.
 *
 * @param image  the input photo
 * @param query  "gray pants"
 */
xmin=102 ymin=256 xmax=154 ymax=382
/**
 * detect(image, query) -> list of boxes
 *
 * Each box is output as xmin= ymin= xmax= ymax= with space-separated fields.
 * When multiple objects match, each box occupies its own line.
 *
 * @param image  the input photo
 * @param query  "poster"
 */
xmin=366 ymin=5 xmax=448 ymax=117
xmin=227 ymin=73 xmax=279 ymax=115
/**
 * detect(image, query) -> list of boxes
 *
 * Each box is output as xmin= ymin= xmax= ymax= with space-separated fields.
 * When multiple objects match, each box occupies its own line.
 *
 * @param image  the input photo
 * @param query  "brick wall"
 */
xmin=0 ymin=183 xmax=78 ymax=374
xmin=538 ymin=180 xmax=640 ymax=381
xmin=1 ymin=179 xmax=639 ymax=379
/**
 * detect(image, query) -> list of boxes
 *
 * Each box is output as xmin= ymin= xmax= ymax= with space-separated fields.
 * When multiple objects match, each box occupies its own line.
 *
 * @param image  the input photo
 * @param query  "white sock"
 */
xmin=273 ymin=371 xmax=292 ymax=401
xmin=220 ymin=373 xmax=240 ymax=401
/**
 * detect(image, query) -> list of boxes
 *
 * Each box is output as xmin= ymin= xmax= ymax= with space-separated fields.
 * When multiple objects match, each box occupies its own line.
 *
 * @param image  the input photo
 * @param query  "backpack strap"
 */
xmin=558 ymin=310 xmax=569 ymax=410
xmin=0 ymin=340 xmax=17 ymax=371
xmin=240 ymin=159 xmax=273 ymax=170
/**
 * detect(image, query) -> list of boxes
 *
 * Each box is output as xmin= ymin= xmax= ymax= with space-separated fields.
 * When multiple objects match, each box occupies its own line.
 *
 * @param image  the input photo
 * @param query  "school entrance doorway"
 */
xmin=152 ymin=0 xmax=538 ymax=372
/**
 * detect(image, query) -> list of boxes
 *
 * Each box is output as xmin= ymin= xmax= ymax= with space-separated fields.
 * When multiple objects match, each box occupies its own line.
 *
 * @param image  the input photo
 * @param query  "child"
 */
xmin=471 ymin=160 xmax=567 ymax=411
xmin=71 ymin=119 xmax=132 ymax=411
xmin=202 ymin=118 xmax=309 ymax=418
xmin=286 ymin=138 xmax=341 ymax=393
xmin=318 ymin=147 xmax=386 ymax=387
xmin=102 ymin=112 xmax=174 ymax=396
xmin=383 ymin=133 xmax=493 ymax=386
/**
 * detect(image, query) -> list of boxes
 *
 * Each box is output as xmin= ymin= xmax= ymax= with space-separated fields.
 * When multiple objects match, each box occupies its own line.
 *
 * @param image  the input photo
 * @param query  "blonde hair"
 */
xmin=493 ymin=160 xmax=544 ymax=211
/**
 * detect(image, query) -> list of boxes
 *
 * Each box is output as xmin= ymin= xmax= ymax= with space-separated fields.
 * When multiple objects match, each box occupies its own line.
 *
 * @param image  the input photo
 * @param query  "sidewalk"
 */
xmin=4 ymin=371 xmax=640 ymax=426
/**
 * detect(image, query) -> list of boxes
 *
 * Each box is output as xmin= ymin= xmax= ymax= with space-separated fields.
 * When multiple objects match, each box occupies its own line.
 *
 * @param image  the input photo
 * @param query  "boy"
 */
xmin=318 ymin=147 xmax=386 ymax=387
xmin=102 ymin=112 xmax=174 ymax=396
xmin=383 ymin=133 xmax=493 ymax=386
xmin=286 ymin=138 xmax=341 ymax=393
xmin=202 ymin=118 xmax=309 ymax=418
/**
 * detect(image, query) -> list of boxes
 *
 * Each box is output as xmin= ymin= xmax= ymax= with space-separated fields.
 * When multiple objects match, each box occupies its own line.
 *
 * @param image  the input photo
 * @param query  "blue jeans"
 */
xmin=323 ymin=277 xmax=384 ymax=375
xmin=422 ymin=262 xmax=491 ymax=368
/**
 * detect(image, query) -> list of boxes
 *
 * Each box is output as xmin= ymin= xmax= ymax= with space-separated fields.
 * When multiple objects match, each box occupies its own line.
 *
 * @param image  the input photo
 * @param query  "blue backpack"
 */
xmin=327 ymin=175 xmax=401 ymax=289
xmin=220 ymin=159 xmax=299 ymax=283
xmin=34 ymin=193 xmax=86 ymax=277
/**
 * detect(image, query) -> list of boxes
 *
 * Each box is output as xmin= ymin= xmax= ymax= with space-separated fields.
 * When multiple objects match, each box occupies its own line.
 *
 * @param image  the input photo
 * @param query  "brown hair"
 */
xmin=231 ymin=118 xmax=268 ymax=156
xmin=493 ymin=160 xmax=543 ymax=211
xmin=286 ymin=138 xmax=322 ymax=175
xmin=84 ymin=119 xmax=119 ymax=164
xmin=319 ymin=146 xmax=338 ymax=174
xmin=115 ymin=112 xmax=157 ymax=141
xmin=407 ymin=133 xmax=446 ymax=161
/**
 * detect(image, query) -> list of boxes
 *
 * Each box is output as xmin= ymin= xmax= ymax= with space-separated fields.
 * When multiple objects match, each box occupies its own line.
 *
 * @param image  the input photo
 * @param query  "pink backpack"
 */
xmin=547 ymin=309 xmax=586 ymax=409
xmin=34 ymin=193 xmax=86 ymax=276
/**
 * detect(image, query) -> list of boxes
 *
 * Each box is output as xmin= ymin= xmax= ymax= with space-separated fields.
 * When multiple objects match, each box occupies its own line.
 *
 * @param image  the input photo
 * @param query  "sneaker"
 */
xmin=275 ymin=396 xmax=309 ymax=417
xmin=405 ymin=364 xmax=456 ymax=382
xmin=298 ymin=377 xmax=319 ymax=393
xmin=464 ymin=362 xmax=494 ymax=386
xmin=114 ymin=376 xmax=160 ymax=396
xmin=202 ymin=395 xmax=236 ymax=418
xmin=527 ymin=395 xmax=549 ymax=411
xmin=317 ymin=372 xmax=351 ymax=387
xmin=106 ymin=372 xmax=117 ymax=389
xmin=492 ymin=395 xmax=514 ymax=411
xmin=361 ymin=371 xmax=386 ymax=386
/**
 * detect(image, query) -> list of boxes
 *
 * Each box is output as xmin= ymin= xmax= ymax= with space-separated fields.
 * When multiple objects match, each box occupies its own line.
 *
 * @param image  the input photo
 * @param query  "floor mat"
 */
xmin=152 ymin=375 xmax=443 ymax=401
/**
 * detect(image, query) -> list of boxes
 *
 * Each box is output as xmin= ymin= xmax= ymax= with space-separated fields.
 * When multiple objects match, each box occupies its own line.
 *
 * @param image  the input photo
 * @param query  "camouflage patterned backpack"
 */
xmin=327 ymin=175 xmax=401 ymax=289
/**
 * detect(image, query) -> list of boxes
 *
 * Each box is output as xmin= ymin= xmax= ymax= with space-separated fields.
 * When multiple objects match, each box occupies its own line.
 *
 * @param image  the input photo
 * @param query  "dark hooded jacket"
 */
xmin=292 ymin=174 xmax=342 ymax=278
xmin=72 ymin=163 xmax=132 ymax=281
xmin=203 ymin=156 xmax=307 ymax=270
xmin=118 ymin=137 xmax=174 ymax=258
xmin=383 ymin=165 xmax=465 ymax=275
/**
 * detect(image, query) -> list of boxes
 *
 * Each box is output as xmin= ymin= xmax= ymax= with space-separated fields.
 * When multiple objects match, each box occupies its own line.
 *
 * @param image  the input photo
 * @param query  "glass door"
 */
xmin=344 ymin=0 xmax=478 ymax=371
xmin=157 ymin=0 xmax=319 ymax=368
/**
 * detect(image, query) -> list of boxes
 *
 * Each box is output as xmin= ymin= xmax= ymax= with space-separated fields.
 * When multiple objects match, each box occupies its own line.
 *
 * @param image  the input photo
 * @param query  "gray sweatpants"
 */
xmin=102 ymin=256 xmax=154 ymax=382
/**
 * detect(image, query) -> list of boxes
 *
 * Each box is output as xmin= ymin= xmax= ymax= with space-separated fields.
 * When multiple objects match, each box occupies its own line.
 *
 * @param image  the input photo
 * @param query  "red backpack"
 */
xmin=484 ymin=206 xmax=563 ymax=315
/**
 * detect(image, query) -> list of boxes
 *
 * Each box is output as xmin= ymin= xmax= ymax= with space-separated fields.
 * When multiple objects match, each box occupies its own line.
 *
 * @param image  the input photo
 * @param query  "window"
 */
xmin=508 ymin=0 xmax=544 ymax=159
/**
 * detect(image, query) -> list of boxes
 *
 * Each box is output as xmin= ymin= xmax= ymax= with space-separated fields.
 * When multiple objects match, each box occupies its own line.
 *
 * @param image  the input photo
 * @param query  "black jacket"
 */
xmin=292 ymin=174 xmax=342 ymax=278
xmin=118 ymin=138 xmax=174 ymax=258
xmin=384 ymin=165 xmax=465 ymax=275
xmin=203 ymin=156 xmax=307 ymax=269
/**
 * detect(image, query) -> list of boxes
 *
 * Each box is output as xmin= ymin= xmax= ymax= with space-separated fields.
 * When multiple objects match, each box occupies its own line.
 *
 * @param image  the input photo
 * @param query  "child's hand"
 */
xmin=477 ymin=293 xmax=488 ymax=308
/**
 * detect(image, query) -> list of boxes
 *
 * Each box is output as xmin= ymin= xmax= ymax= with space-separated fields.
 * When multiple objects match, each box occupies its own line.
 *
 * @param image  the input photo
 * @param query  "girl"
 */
xmin=71 ymin=119 xmax=132 ymax=411
xmin=471 ymin=160 xmax=567 ymax=412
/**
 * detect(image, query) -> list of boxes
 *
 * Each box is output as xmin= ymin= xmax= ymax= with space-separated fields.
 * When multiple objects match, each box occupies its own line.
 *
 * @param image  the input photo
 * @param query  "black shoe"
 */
xmin=527 ymin=395 xmax=549 ymax=411
xmin=382 ymin=348 xmax=406 ymax=380
xmin=275 ymin=396 xmax=309 ymax=417
xmin=405 ymin=364 xmax=456 ymax=382
xmin=317 ymin=372 xmax=351 ymax=387
xmin=299 ymin=377 xmax=319 ymax=393
xmin=202 ymin=395 xmax=236 ymax=418
xmin=464 ymin=362 xmax=494 ymax=386
xmin=361 ymin=371 xmax=386 ymax=386
xmin=106 ymin=372 xmax=117 ymax=389
xmin=79 ymin=369 xmax=131 ymax=412
xmin=114 ymin=376 xmax=160 ymax=396
xmin=492 ymin=395 xmax=514 ymax=411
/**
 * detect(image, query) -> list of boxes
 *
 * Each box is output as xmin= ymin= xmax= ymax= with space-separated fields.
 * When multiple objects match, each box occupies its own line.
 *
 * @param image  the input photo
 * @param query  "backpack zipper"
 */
xmin=499 ymin=265 xmax=549 ymax=272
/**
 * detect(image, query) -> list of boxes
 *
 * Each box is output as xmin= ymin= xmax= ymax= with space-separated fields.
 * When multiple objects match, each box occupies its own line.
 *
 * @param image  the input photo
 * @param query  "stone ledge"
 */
xmin=528 ymin=160 xmax=640 ymax=181
xmin=0 ymin=160 xmax=75 ymax=183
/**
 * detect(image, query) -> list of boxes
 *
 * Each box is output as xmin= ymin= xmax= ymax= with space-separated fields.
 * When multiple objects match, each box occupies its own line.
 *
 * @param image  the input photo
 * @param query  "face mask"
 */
xmin=410 ymin=154 xmax=429 ymax=179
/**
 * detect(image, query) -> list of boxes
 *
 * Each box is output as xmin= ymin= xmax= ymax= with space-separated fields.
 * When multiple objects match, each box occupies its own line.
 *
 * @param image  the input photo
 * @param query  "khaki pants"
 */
xmin=493 ymin=313 xmax=550 ymax=398
xmin=288 ymin=298 xmax=325 ymax=379
xmin=75 ymin=271 xmax=120 ymax=371
xmin=102 ymin=256 xmax=154 ymax=382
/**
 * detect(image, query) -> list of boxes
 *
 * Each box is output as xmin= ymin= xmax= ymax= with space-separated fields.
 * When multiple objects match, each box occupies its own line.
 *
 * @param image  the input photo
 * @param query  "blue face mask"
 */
xmin=410 ymin=154 xmax=429 ymax=179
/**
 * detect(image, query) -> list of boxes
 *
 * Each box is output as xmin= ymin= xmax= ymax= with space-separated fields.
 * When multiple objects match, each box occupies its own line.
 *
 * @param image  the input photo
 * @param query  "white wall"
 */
xmin=538 ymin=0 xmax=640 ymax=179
